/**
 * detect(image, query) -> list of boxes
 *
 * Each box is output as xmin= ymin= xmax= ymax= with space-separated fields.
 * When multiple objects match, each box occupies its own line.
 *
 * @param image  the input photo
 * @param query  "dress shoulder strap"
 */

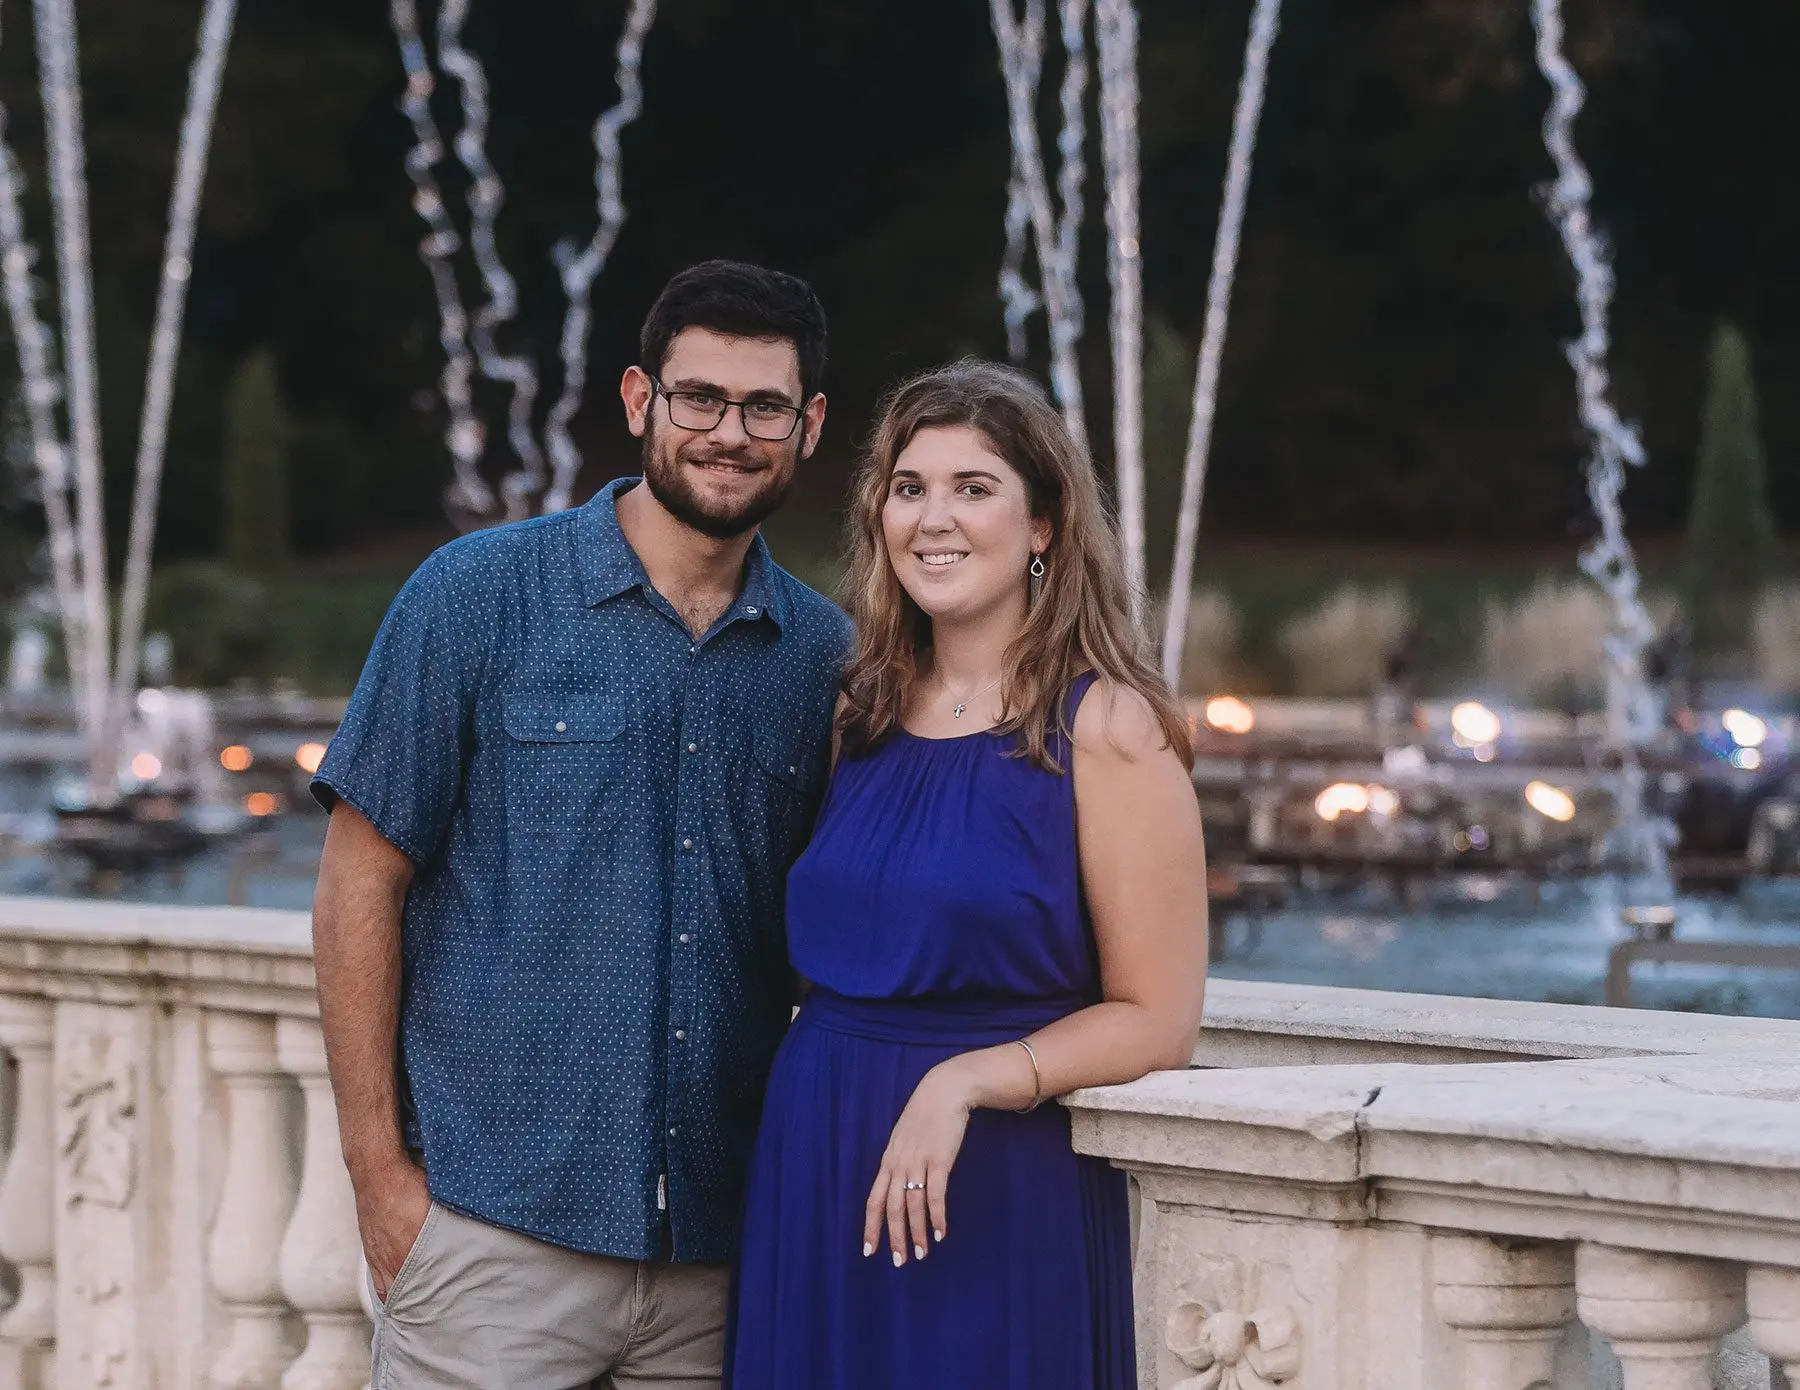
xmin=1051 ymin=671 xmax=1102 ymax=766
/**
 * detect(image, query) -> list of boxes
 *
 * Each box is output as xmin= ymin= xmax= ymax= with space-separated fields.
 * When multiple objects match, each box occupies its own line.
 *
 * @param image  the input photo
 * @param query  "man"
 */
xmin=311 ymin=260 xmax=850 ymax=1386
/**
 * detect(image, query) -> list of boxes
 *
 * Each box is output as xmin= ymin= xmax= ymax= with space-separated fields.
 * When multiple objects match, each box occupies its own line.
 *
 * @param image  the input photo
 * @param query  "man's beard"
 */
xmin=640 ymin=424 xmax=796 ymax=541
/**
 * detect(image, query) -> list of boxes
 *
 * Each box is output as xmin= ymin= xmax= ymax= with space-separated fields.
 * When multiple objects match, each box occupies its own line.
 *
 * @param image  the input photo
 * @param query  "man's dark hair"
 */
xmin=639 ymin=260 xmax=828 ymax=403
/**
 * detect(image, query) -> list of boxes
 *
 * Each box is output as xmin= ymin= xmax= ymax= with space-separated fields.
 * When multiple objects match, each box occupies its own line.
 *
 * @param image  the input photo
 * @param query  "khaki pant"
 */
xmin=370 ymin=1202 xmax=730 ymax=1389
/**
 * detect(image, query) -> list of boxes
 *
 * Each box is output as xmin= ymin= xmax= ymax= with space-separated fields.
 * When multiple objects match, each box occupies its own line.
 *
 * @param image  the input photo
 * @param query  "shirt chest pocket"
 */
xmin=738 ymin=725 xmax=818 ymax=855
xmin=500 ymin=695 xmax=629 ymax=832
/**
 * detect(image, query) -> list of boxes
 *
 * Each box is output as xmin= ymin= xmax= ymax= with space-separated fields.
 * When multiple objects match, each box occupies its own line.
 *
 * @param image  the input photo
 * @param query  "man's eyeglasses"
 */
xmin=648 ymin=376 xmax=805 ymax=442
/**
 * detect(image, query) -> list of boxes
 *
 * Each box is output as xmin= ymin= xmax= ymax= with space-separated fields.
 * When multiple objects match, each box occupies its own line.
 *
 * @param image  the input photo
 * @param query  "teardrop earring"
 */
xmin=1028 ymin=552 xmax=1047 ymax=607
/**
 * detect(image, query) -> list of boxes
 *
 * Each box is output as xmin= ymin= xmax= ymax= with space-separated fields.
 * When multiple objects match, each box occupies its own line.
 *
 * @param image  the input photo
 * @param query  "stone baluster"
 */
xmin=1432 ymin=1235 xmax=1576 ymax=1390
xmin=275 ymin=1017 xmax=370 ymax=1390
xmin=0 ymin=997 xmax=55 ymax=1386
xmin=206 ymin=1012 xmax=300 ymax=1389
xmin=1748 ymin=1267 xmax=1800 ymax=1389
xmin=1575 ymin=1245 xmax=1745 ymax=1390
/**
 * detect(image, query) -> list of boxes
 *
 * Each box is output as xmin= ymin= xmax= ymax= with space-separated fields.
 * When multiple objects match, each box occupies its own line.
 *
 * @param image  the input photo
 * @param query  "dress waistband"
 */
xmin=799 ymin=987 xmax=1086 ymax=1046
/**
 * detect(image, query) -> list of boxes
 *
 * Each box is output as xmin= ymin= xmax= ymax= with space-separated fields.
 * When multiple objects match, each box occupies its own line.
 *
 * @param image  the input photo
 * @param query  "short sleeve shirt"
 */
xmin=312 ymin=478 xmax=851 ymax=1261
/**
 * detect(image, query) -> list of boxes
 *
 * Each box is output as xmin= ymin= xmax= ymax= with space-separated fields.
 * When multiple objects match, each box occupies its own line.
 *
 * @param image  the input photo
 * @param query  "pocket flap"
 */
xmin=502 ymin=695 xmax=625 ymax=744
xmin=754 ymin=726 xmax=814 ymax=791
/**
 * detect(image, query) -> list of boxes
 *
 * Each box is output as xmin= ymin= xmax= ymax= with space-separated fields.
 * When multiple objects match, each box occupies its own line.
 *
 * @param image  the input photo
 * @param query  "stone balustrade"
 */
xmin=1069 ymin=979 xmax=1800 ymax=1390
xmin=0 ymin=897 xmax=357 ymax=1390
xmin=0 ymin=897 xmax=1793 ymax=1389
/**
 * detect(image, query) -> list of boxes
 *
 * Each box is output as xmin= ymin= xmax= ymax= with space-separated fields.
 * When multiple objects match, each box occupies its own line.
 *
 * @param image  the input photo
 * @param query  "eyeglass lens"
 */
xmin=664 ymin=391 xmax=801 ymax=441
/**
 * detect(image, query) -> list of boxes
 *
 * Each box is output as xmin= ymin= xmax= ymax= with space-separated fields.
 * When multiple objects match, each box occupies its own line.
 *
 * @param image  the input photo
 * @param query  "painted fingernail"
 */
xmin=863 ymin=1242 xmax=873 ymax=1258
xmin=914 ymin=1244 xmax=926 ymax=1260
xmin=934 ymin=1229 xmax=944 ymax=1243
xmin=892 ymin=1250 xmax=904 ymax=1268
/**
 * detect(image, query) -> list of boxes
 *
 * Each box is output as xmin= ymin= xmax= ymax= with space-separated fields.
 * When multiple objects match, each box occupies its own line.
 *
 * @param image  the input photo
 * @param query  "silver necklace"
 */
xmin=946 ymin=672 xmax=1004 ymax=719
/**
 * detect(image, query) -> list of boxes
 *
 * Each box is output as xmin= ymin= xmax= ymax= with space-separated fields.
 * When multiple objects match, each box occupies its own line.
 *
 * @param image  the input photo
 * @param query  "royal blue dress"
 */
xmin=726 ymin=676 xmax=1133 ymax=1390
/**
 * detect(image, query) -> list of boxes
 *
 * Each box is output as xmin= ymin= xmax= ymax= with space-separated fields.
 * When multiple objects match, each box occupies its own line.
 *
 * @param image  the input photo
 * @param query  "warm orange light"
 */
xmin=243 ymin=792 xmax=279 ymax=817
xmin=1203 ymin=695 xmax=1256 ymax=735
xmin=294 ymin=742 xmax=327 ymax=775
xmin=220 ymin=744 xmax=253 ymax=773
xmin=1525 ymin=781 xmax=1577 ymax=823
xmin=129 ymin=752 xmax=163 ymax=781
xmin=1313 ymin=782 xmax=1370 ymax=822
xmin=1450 ymin=701 xmax=1502 ymax=746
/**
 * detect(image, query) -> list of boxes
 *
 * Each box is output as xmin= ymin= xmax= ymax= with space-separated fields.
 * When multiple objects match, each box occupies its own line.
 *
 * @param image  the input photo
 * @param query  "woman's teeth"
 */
xmin=920 ymin=553 xmax=966 ymax=567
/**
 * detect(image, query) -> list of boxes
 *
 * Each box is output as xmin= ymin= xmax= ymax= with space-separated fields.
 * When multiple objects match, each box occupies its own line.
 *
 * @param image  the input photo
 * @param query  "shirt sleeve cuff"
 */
xmin=309 ymin=772 xmax=433 ymax=865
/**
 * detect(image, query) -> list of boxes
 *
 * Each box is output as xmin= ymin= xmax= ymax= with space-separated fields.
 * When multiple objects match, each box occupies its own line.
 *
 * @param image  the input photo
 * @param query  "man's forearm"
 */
xmin=313 ymin=808 xmax=413 ymax=1178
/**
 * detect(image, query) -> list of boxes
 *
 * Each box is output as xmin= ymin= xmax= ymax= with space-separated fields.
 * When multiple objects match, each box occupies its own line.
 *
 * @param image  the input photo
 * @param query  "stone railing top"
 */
xmin=0 ymin=895 xmax=1794 ymax=1065
xmin=0 ymin=896 xmax=315 ymax=1012
xmin=1074 ymin=1052 xmax=1800 ymax=1169
xmin=0 ymin=895 xmax=310 ymax=953
xmin=1198 ymin=977 xmax=1800 ymax=1064
xmin=1069 ymin=1033 xmax=1800 ymax=1267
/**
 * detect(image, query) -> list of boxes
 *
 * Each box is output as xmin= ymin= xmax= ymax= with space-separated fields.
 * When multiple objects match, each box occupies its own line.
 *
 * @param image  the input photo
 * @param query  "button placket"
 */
xmin=664 ymin=647 xmax=708 ymax=1211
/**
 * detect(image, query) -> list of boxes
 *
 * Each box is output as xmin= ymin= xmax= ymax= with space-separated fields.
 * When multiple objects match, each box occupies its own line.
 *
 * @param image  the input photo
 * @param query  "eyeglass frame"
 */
xmin=646 ymin=374 xmax=809 ymax=442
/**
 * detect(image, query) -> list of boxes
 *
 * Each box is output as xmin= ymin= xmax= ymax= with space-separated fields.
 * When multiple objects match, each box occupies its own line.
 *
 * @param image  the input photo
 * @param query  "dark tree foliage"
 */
xmin=221 ymin=346 xmax=292 ymax=573
xmin=1684 ymin=321 xmax=1774 ymax=656
xmin=0 ymin=0 xmax=1791 ymax=573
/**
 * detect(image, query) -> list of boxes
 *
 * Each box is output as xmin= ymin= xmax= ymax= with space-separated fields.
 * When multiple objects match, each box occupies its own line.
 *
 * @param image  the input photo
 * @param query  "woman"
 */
xmin=727 ymin=361 xmax=1208 ymax=1389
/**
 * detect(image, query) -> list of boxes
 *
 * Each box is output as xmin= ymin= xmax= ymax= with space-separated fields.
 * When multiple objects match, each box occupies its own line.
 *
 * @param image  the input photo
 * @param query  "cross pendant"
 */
xmin=953 ymin=703 xmax=966 ymax=719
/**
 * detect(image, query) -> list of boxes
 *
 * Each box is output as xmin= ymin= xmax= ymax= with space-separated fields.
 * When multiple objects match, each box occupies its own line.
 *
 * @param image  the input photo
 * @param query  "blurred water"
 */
xmin=1 ymin=773 xmax=1795 ymax=1020
xmin=1212 ymin=877 xmax=1800 ymax=1018
xmin=0 ymin=789 xmax=328 ymax=912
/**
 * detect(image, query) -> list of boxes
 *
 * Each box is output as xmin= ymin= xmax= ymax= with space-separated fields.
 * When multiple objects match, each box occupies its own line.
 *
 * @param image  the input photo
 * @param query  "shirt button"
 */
xmin=687 ymin=742 xmax=699 ymax=754
xmin=679 ymin=933 xmax=692 ymax=944
xmin=681 ymin=838 xmax=694 ymax=851
xmin=554 ymin=720 xmax=567 ymax=733
xmin=669 ymin=1126 xmax=678 ymax=1137
xmin=746 ymin=606 xmax=759 ymax=616
xmin=675 ymin=1029 xmax=686 ymax=1040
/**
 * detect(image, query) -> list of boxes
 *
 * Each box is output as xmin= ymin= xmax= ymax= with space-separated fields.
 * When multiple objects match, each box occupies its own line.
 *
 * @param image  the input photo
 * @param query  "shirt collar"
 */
xmin=576 ymin=477 xmax=789 ymax=633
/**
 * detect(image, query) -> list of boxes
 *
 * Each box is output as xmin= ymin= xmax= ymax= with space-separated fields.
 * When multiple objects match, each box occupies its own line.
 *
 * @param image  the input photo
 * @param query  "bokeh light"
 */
xmin=1203 ymin=696 xmax=1256 ymax=735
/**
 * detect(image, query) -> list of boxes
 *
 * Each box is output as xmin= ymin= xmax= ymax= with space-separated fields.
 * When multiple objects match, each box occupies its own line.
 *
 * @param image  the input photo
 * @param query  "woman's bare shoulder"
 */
xmin=1071 ymin=677 xmax=1173 ymax=765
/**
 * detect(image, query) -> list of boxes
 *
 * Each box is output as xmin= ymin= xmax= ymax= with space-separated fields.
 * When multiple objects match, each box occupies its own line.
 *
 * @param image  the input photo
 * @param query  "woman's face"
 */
xmin=881 ymin=425 xmax=1052 ymax=628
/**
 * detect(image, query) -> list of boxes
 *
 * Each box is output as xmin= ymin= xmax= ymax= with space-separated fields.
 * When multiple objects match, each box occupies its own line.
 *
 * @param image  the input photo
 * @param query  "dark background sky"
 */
xmin=0 ymin=0 xmax=1792 ymax=574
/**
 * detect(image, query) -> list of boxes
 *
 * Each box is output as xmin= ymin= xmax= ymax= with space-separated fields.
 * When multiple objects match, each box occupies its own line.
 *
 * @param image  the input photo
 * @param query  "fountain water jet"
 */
xmin=544 ymin=0 xmax=657 ymax=516
xmin=1529 ymin=0 xmax=1673 ymax=903
xmin=390 ymin=0 xmax=658 ymax=528
xmin=0 ymin=0 xmax=238 ymax=802
xmin=990 ymin=0 xmax=1090 ymax=454
xmin=1094 ymin=0 xmax=1145 ymax=609
xmin=1160 ymin=0 xmax=1283 ymax=687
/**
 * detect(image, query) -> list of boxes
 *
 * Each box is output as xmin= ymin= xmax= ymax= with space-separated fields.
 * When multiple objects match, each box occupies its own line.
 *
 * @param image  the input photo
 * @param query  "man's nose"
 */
xmin=707 ymin=405 xmax=750 ymax=446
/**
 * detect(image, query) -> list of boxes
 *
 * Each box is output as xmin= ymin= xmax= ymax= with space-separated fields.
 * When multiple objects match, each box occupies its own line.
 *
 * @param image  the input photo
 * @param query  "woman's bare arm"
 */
xmin=953 ymin=680 xmax=1208 ymax=1104
xmin=865 ymin=681 xmax=1208 ymax=1263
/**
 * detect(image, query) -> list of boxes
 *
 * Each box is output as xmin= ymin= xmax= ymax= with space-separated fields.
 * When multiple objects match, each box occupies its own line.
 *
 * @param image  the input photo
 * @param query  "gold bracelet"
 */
xmin=1012 ymin=1038 xmax=1043 ymax=1114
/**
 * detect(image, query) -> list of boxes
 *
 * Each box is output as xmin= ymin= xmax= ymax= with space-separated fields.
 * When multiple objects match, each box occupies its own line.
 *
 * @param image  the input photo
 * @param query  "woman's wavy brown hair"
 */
xmin=838 ymin=360 xmax=1193 ymax=772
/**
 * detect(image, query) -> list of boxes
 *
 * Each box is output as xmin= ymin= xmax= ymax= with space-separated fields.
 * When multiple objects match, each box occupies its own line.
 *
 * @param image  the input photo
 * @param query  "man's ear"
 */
xmin=798 ymin=393 xmax=828 ymax=460
xmin=621 ymin=366 xmax=654 ymax=438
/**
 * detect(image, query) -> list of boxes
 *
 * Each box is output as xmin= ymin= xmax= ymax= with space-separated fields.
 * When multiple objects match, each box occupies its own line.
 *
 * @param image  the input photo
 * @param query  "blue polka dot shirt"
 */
xmin=312 ymin=478 xmax=851 ymax=1261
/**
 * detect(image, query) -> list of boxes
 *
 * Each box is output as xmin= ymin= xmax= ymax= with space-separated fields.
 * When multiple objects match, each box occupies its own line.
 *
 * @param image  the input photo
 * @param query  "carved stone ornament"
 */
xmin=57 ymin=1028 xmax=138 ymax=1209
xmin=1165 ymin=1255 xmax=1302 ymax=1390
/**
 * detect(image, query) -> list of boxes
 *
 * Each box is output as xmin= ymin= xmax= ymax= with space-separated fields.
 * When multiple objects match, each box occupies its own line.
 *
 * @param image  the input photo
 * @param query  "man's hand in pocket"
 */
xmin=353 ymin=1151 xmax=432 ymax=1303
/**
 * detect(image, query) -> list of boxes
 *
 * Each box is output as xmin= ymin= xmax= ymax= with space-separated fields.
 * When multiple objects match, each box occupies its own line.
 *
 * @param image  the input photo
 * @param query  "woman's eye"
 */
xmin=892 ymin=482 xmax=922 ymax=498
xmin=959 ymin=484 xmax=989 ymax=498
